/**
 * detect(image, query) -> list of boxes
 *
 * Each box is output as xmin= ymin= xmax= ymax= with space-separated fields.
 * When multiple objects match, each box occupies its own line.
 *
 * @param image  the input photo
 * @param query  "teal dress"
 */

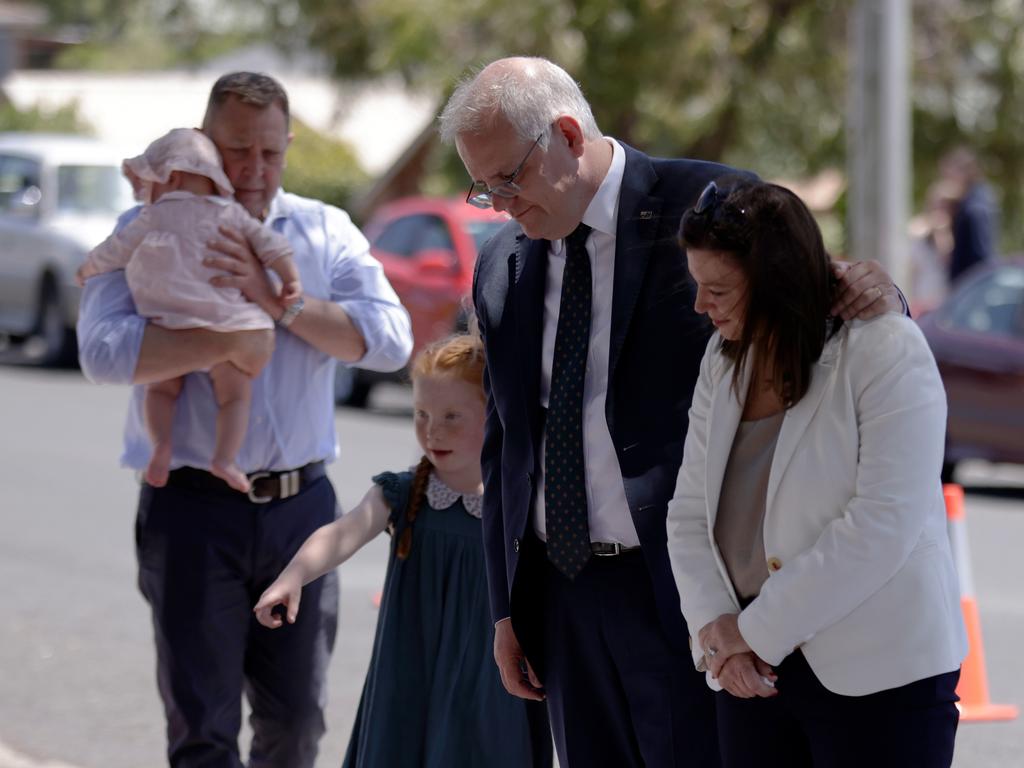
xmin=342 ymin=470 xmax=550 ymax=768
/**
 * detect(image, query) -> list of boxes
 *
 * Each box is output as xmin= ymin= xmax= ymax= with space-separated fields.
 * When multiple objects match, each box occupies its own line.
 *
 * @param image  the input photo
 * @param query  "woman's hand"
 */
xmin=253 ymin=572 xmax=303 ymax=628
xmin=699 ymin=613 xmax=752 ymax=678
xmin=718 ymin=652 xmax=778 ymax=699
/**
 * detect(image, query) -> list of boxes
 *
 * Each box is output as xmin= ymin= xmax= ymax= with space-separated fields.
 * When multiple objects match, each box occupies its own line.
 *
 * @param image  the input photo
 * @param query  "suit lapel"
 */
xmin=609 ymin=145 xmax=662 ymax=379
xmin=765 ymin=339 xmax=840 ymax=512
xmin=510 ymin=234 xmax=549 ymax=454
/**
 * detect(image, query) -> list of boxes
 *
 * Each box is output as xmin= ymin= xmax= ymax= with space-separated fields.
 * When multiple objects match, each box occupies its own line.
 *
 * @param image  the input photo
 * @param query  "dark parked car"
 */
xmin=335 ymin=197 xmax=508 ymax=406
xmin=918 ymin=258 xmax=1024 ymax=480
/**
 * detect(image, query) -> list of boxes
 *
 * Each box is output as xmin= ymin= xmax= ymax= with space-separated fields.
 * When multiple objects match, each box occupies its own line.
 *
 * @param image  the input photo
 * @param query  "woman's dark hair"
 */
xmin=679 ymin=178 xmax=841 ymax=406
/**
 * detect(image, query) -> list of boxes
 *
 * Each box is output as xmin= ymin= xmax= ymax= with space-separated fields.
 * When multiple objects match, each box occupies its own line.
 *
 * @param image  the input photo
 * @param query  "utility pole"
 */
xmin=847 ymin=0 xmax=910 ymax=286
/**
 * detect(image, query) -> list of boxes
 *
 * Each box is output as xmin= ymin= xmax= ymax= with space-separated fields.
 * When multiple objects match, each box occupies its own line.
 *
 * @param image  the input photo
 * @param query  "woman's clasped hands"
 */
xmin=699 ymin=613 xmax=778 ymax=699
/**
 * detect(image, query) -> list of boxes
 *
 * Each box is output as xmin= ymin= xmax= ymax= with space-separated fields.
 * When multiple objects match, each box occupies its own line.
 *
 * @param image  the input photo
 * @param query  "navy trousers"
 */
xmin=516 ymin=537 xmax=719 ymax=768
xmin=135 ymin=475 xmax=340 ymax=768
xmin=715 ymin=650 xmax=960 ymax=768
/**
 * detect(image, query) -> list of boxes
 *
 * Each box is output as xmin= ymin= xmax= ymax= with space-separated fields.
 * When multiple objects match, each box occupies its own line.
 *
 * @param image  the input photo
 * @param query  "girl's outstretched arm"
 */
xmin=254 ymin=484 xmax=390 ymax=628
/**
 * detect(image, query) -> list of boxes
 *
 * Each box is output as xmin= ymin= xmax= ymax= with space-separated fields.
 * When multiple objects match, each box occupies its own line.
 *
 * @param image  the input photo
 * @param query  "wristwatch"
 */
xmin=277 ymin=297 xmax=305 ymax=328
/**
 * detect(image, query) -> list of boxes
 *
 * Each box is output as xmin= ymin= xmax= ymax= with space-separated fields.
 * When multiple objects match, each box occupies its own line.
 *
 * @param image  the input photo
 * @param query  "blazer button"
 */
xmin=513 ymin=537 xmax=520 ymax=553
xmin=767 ymin=556 xmax=783 ymax=572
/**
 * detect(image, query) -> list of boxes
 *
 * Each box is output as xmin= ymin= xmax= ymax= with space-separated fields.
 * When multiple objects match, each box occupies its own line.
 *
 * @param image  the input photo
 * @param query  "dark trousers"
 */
xmin=136 ymin=475 xmax=340 ymax=768
xmin=518 ymin=538 xmax=718 ymax=768
xmin=716 ymin=650 xmax=960 ymax=768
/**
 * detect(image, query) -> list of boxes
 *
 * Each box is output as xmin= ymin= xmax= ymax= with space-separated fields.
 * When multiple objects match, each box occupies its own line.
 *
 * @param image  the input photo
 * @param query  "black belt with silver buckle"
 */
xmin=590 ymin=542 xmax=641 ymax=557
xmin=164 ymin=461 xmax=327 ymax=504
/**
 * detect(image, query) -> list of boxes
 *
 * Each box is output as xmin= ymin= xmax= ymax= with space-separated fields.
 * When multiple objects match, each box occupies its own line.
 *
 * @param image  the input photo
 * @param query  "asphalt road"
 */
xmin=0 ymin=363 xmax=1021 ymax=767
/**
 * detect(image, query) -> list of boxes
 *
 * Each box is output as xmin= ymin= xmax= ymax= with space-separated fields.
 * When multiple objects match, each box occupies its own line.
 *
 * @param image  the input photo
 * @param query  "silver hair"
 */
xmin=438 ymin=57 xmax=601 ymax=148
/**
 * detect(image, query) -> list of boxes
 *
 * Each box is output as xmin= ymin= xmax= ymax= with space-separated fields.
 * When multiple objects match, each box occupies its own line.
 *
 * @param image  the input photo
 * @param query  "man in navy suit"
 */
xmin=438 ymin=56 xmax=902 ymax=768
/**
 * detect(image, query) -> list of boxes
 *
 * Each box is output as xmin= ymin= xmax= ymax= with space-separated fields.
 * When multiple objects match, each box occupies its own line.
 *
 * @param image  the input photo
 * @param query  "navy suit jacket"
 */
xmin=472 ymin=142 xmax=751 ymax=658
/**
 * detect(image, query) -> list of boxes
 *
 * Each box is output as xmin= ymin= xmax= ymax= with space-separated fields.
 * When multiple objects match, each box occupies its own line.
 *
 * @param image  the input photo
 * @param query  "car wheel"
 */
xmin=334 ymin=365 xmax=373 ymax=408
xmin=343 ymin=374 xmax=373 ymax=409
xmin=27 ymin=282 xmax=76 ymax=367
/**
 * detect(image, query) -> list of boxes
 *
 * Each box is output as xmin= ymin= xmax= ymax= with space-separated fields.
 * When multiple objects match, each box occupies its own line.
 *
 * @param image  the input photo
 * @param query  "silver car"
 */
xmin=0 ymin=133 xmax=134 ymax=364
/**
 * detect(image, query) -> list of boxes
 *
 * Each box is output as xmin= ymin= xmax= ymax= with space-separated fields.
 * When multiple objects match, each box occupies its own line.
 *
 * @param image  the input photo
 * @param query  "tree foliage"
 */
xmin=259 ymin=0 xmax=1024 ymax=251
xmin=37 ymin=0 xmax=1024 ymax=250
xmin=0 ymin=100 xmax=92 ymax=133
xmin=283 ymin=117 xmax=367 ymax=210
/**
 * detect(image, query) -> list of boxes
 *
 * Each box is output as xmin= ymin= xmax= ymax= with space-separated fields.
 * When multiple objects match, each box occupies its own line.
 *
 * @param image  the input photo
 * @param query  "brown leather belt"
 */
xmin=164 ymin=461 xmax=327 ymax=503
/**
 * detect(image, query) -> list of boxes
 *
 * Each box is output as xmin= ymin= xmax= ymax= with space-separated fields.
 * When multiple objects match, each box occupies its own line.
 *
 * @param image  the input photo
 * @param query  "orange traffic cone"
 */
xmin=944 ymin=483 xmax=1018 ymax=722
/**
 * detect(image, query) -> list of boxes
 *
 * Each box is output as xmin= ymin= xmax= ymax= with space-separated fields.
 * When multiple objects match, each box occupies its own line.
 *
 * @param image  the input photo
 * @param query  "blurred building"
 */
xmin=0 ymin=1 xmax=76 ymax=77
xmin=0 ymin=42 xmax=437 ymax=190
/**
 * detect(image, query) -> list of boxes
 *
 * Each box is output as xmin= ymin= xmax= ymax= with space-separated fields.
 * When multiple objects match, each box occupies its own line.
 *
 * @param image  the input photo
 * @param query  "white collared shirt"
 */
xmin=77 ymin=189 xmax=412 ymax=473
xmin=533 ymin=137 xmax=640 ymax=547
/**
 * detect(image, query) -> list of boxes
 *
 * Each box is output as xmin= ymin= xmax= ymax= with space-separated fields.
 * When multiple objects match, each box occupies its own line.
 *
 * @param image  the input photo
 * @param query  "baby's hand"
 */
xmin=254 ymin=575 xmax=302 ymax=628
xmin=279 ymin=280 xmax=302 ymax=306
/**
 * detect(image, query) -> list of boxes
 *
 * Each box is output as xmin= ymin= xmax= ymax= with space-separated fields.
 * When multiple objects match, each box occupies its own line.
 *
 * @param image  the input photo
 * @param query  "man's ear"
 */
xmin=553 ymin=115 xmax=585 ymax=157
xmin=283 ymin=131 xmax=295 ymax=169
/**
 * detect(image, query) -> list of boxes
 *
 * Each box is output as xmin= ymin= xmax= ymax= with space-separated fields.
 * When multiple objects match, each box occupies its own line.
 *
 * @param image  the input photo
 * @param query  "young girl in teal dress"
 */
xmin=255 ymin=333 xmax=551 ymax=767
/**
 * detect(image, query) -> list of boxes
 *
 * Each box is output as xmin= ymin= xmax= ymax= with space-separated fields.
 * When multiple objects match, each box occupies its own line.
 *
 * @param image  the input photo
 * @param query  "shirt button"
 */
xmin=767 ymin=556 xmax=783 ymax=572
xmin=513 ymin=537 xmax=520 ymax=553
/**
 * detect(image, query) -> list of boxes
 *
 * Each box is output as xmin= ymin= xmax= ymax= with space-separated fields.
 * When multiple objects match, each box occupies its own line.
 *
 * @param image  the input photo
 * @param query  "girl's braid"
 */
xmin=396 ymin=454 xmax=433 ymax=560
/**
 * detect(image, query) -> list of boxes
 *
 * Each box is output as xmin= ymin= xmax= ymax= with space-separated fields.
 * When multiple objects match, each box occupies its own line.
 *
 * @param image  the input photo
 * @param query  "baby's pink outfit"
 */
xmin=81 ymin=192 xmax=291 ymax=331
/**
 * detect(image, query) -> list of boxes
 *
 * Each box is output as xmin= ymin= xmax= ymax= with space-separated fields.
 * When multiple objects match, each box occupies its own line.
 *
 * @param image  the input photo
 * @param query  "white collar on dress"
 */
xmin=425 ymin=471 xmax=482 ymax=519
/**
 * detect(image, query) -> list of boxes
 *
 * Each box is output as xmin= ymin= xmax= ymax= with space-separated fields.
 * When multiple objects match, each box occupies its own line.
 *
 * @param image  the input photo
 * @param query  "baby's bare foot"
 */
xmin=145 ymin=443 xmax=173 ymax=487
xmin=211 ymin=460 xmax=251 ymax=493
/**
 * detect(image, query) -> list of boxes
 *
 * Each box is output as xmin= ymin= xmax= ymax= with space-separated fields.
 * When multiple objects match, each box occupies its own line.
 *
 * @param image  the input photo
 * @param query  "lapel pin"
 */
xmin=639 ymin=210 xmax=653 ymax=219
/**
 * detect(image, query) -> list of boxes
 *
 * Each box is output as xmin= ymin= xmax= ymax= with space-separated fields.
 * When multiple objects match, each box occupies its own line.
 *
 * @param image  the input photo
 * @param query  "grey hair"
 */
xmin=438 ymin=57 xmax=601 ymax=148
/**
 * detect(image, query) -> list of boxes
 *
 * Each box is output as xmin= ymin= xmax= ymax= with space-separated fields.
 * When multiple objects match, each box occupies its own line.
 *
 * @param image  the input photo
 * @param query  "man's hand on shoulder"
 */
xmin=831 ymin=259 xmax=904 ymax=321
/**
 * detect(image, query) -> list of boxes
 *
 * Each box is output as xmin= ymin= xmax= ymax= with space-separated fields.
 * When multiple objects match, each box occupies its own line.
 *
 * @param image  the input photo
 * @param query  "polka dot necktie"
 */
xmin=544 ymin=222 xmax=593 ymax=579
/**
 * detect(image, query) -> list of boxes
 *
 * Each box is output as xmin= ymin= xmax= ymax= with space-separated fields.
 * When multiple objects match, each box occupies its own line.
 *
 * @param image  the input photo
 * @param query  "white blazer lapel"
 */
xmin=765 ymin=337 xmax=841 ymax=512
xmin=704 ymin=354 xmax=751 ymax=526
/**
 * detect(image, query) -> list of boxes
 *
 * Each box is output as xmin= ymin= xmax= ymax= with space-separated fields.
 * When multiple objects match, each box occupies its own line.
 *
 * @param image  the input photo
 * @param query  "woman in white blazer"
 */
xmin=667 ymin=179 xmax=967 ymax=767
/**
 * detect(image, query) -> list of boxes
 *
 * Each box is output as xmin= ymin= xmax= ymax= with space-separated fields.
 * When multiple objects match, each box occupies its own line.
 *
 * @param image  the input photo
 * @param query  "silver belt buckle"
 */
xmin=593 ymin=542 xmax=623 ymax=557
xmin=247 ymin=471 xmax=273 ymax=503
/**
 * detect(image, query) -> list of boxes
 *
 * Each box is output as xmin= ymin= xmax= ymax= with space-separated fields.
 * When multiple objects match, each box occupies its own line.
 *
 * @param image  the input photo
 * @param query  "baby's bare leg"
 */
xmin=144 ymin=376 xmax=185 ymax=487
xmin=209 ymin=361 xmax=254 ymax=493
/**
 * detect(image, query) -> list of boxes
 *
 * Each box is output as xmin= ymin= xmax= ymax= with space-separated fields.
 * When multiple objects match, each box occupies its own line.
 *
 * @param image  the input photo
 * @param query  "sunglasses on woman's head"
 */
xmin=694 ymin=181 xmax=747 ymax=217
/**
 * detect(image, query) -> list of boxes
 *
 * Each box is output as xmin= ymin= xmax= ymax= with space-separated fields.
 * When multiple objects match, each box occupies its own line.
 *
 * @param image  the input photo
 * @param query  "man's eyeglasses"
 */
xmin=465 ymin=132 xmax=544 ymax=209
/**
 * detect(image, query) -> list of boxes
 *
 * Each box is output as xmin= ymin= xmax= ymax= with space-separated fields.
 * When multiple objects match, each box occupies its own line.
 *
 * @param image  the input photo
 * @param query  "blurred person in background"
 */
xmin=76 ymin=72 xmax=412 ymax=768
xmin=668 ymin=179 xmax=966 ymax=768
xmin=439 ymin=56 xmax=903 ymax=768
xmin=907 ymin=180 xmax=957 ymax=316
xmin=940 ymin=147 xmax=1000 ymax=284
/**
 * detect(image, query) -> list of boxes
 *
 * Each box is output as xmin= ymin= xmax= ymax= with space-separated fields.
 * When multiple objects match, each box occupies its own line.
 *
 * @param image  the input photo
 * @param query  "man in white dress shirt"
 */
xmin=77 ymin=72 xmax=412 ymax=768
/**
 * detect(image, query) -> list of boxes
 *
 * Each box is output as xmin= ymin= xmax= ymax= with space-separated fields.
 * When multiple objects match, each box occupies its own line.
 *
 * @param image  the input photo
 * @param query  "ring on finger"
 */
xmin=706 ymin=646 xmax=719 ymax=658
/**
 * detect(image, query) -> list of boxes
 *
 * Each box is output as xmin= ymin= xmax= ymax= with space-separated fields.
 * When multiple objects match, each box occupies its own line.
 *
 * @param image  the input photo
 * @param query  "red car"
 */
xmin=917 ymin=257 xmax=1024 ymax=480
xmin=335 ymin=197 xmax=508 ymax=406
